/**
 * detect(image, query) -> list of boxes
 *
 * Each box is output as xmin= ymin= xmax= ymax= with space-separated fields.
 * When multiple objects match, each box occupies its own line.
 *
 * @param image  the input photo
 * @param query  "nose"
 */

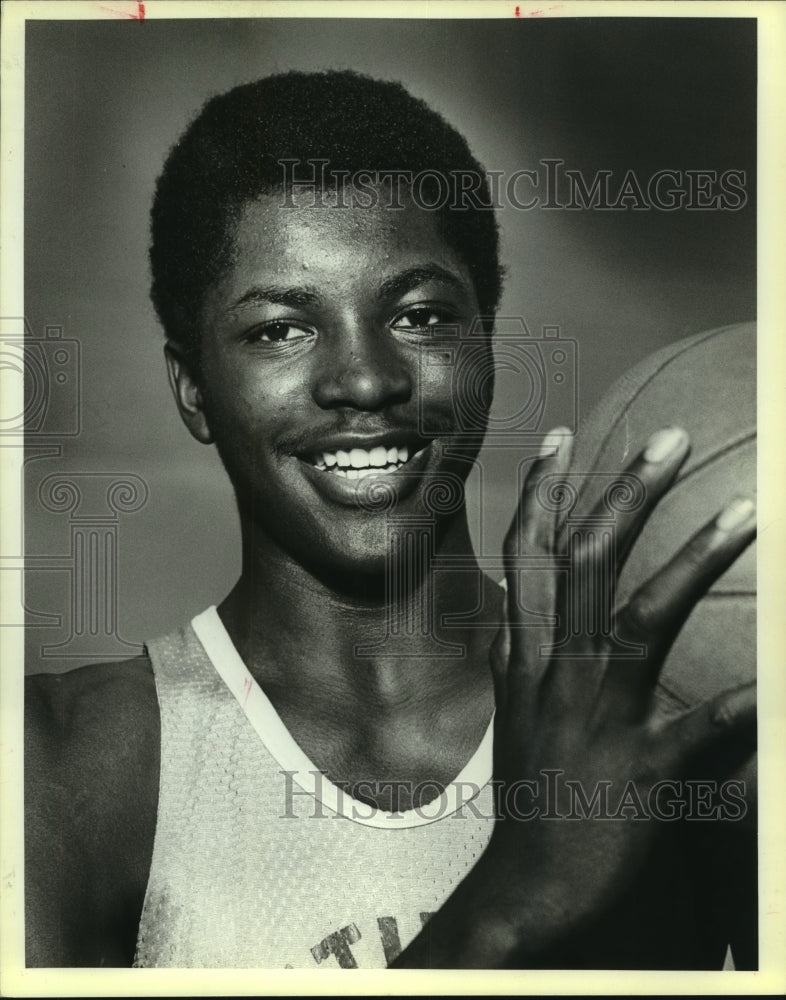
xmin=312 ymin=325 xmax=412 ymax=412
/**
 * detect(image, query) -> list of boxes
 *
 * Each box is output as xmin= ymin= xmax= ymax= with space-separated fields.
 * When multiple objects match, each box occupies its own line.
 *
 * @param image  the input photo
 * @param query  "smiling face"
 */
xmin=167 ymin=188 xmax=492 ymax=582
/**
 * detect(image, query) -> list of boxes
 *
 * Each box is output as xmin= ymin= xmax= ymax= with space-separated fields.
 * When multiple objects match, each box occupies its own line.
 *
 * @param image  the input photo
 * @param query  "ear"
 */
xmin=164 ymin=341 xmax=214 ymax=444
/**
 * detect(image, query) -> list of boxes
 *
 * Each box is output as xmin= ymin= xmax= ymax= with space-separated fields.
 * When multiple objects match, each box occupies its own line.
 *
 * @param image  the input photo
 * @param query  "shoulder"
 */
xmin=27 ymin=654 xmax=157 ymax=746
xmin=26 ymin=656 xmax=160 ymax=825
xmin=25 ymin=656 xmax=160 ymax=967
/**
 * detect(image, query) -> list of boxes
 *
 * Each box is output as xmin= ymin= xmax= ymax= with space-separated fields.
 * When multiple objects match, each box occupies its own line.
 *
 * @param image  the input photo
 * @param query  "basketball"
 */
xmin=567 ymin=322 xmax=756 ymax=717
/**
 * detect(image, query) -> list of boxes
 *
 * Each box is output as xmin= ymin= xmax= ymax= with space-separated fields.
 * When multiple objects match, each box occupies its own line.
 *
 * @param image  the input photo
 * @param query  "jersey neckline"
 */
xmin=191 ymin=605 xmax=494 ymax=830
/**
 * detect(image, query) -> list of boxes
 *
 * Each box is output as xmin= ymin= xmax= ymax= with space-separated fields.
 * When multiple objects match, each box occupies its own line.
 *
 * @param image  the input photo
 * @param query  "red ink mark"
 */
xmin=98 ymin=1 xmax=145 ymax=19
xmin=528 ymin=8 xmax=545 ymax=16
xmin=242 ymin=676 xmax=253 ymax=708
xmin=514 ymin=5 xmax=520 ymax=14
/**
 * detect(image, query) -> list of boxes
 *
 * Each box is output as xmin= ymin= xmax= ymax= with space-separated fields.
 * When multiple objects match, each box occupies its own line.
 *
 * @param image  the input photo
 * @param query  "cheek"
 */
xmin=201 ymin=359 xmax=303 ymax=437
xmin=420 ymin=342 xmax=494 ymax=435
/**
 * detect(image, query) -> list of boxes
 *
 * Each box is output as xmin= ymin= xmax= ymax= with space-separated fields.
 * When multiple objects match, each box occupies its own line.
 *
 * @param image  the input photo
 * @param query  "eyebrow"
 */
xmin=232 ymin=285 xmax=320 ymax=310
xmin=377 ymin=264 xmax=470 ymax=301
xmin=228 ymin=263 xmax=470 ymax=313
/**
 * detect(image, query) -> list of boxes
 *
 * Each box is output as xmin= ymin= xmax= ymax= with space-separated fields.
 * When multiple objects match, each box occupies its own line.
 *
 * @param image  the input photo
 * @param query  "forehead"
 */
xmin=223 ymin=189 xmax=471 ymax=290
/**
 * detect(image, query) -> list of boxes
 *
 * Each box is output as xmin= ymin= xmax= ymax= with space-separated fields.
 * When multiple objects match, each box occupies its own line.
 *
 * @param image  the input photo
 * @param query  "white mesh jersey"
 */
xmin=134 ymin=607 xmax=495 ymax=968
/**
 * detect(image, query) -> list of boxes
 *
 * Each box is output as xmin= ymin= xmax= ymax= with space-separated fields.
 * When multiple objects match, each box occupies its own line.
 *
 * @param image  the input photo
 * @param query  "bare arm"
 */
xmin=24 ymin=659 xmax=159 ymax=967
xmin=25 ymin=673 xmax=83 ymax=966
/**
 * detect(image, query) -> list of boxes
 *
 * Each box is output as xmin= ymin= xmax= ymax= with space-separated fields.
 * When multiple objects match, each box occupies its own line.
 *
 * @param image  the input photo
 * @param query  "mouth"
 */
xmin=308 ymin=442 xmax=429 ymax=479
xmin=294 ymin=432 xmax=436 ymax=505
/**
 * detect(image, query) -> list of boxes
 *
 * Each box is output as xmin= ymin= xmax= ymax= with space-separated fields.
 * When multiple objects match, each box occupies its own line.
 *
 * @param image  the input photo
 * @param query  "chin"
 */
xmin=325 ymin=522 xmax=397 ymax=575
xmin=299 ymin=519 xmax=434 ymax=597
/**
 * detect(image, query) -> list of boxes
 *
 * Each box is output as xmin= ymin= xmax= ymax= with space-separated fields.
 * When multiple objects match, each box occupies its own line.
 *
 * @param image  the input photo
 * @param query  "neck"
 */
xmin=217 ymin=507 xmax=501 ymax=714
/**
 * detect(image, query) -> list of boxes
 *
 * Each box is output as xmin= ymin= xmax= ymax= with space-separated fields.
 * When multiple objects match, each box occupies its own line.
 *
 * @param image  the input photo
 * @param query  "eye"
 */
xmin=245 ymin=321 xmax=313 ymax=344
xmin=391 ymin=306 xmax=456 ymax=334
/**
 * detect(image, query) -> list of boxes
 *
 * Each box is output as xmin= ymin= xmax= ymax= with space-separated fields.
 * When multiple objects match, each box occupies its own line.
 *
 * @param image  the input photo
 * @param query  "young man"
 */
xmin=25 ymin=71 xmax=757 ymax=969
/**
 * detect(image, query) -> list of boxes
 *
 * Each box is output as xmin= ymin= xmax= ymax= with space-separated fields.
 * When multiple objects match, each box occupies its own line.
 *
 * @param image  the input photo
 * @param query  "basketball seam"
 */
xmin=580 ymin=325 xmax=756 ymax=712
xmin=574 ymin=430 xmax=755 ymax=523
xmin=588 ymin=323 xmax=752 ymax=473
xmin=674 ymin=429 xmax=756 ymax=488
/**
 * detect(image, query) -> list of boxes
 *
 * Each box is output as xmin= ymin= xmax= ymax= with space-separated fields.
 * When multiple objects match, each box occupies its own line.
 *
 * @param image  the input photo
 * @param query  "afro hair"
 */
xmin=150 ymin=70 xmax=503 ymax=367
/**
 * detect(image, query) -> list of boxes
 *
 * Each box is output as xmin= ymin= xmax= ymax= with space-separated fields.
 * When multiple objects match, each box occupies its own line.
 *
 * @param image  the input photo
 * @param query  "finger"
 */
xmin=502 ymin=428 xmax=572 ymax=673
xmin=504 ymin=427 xmax=574 ymax=556
xmin=618 ymin=495 xmax=756 ymax=657
xmin=602 ymin=496 xmax=756 ymax=711
xmin=569 ymin=426 xmax=691 ymax=593
xmin=658 ymin=681 xmax=756 ymax=773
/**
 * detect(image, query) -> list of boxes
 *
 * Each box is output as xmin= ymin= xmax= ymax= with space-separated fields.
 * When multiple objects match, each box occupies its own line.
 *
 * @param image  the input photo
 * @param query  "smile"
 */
xmin=310 ymin=444 xmax=427 ymax=479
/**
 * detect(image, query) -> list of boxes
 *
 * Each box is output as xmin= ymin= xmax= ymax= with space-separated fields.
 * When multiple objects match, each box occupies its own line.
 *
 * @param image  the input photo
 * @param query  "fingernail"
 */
xmin=539 ymin=427 xmax=571 ymax=458
xmin=716 ymin=496 xmax=756 ymax=532
xmin=643 ymin=426 xmax=687 ymax=463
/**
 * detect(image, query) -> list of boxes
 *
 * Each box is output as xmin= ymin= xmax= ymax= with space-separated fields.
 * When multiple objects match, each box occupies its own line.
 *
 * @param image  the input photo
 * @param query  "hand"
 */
xmin=484 ymin=424 xmax=757 ymax=943
xmin=392 ymin=425 xmax=756 ymax=969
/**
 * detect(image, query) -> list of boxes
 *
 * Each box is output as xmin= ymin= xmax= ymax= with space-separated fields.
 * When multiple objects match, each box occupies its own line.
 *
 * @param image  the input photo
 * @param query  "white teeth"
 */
xmin=332 ymin=466 xmax=393 ymax=479
xmin=331 ymin=467 xmax=367 ymax=479
xmin=312 ymin=442 xmax=426 ymax=477
xmin=349 ymin=448 xmax=369 ymax=469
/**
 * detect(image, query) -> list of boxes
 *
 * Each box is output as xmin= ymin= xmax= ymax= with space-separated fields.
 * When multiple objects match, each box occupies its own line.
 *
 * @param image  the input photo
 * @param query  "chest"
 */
xmin=275 ymin=689 xmax=495 ymax=812
xmin=135 ymin=698 xmax=497 ymax=968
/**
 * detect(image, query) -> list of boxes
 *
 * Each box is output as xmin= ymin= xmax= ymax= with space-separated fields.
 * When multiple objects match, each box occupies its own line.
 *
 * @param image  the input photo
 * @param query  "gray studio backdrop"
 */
xmin=22 ymin=17 xmax=756 ymax=673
